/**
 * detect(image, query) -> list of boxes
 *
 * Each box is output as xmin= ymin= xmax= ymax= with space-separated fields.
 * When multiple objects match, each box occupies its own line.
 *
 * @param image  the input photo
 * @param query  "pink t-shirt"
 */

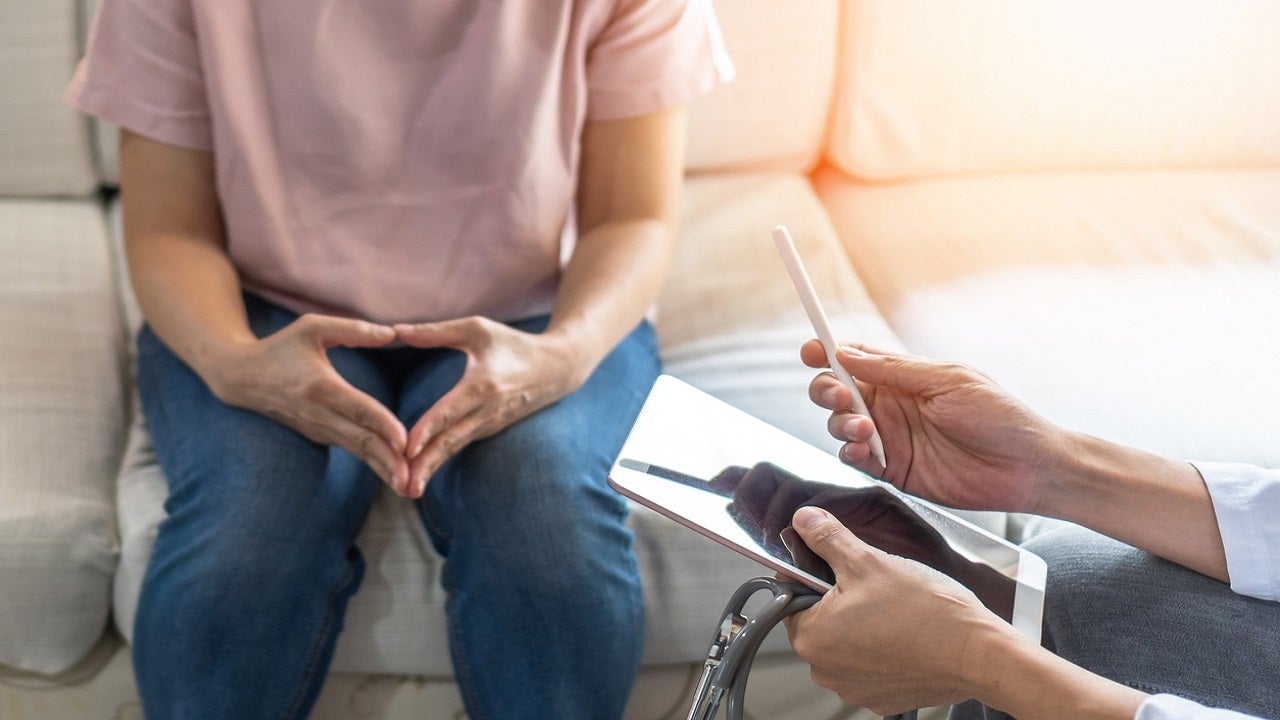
xmin=67 ymin=0 xmax=731 ymax=324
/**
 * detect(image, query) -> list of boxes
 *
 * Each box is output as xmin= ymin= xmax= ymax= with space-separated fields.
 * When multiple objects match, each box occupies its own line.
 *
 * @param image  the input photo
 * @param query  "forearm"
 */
xmin=543 ymin=217 xmax=674 ymax=383
xmin=1038 ymin=431 xmax=1228 ymax=582
xmin=125 ymin=234 xmax=254 ymax=386
xmin=120 ymin=129 xmax=255 ymax=389
xmin=968 ymin=624 xmax=1147 ymax=720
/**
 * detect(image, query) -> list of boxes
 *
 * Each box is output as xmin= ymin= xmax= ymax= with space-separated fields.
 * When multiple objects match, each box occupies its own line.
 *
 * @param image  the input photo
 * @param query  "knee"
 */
xmin=1021 ymin=523 xmax=1233 ymax=659
xmin=434 ymin=447 xmax=637 ymax=591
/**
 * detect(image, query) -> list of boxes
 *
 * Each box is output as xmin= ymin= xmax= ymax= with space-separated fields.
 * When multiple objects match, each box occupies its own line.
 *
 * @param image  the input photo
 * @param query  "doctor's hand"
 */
xmin=783 ymin=505 xmax=1008 ymax=715
xmin=393 ymin=317 xmax=586 ymax=498
xmin=802 ymin=341 xmax=1063 ymax=514
xmin=207 ymin=313 xmax=410 ymax=489
xmin=785 ymin=505 xmax=1150 ymax=720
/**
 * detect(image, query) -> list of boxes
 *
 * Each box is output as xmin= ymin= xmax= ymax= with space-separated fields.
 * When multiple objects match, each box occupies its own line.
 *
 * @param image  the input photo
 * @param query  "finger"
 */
xmin=324 ymin=374 xmax=409 ymax=453
xmin=299 ymin=314 xmax=396 ymax=349
xmin=800 ymin=339 xmax=829 ymax=368
xmin=838 ymin=440 xmax=879 ymax=470
xmin=826 ymin=411 xmax=874 ymax=444
xmin=393 ymin=317 xmax=482 ymax=350
xmin=809 ymin=370 xmax=879 ymax=416
xmin=408 ymin=409 xmax=490 ymax=496
xmin=833 ymin=346 xmax=965 ymax=397
xmin=406 ymin=382 xmax=485 ymax=458
xmin=790 ymin=506 xmax=876 ymax=583
xmin=317 ymin=410 xmax=410 ymax=491
xmin=808 ymin=372 xmax=849 ymax=410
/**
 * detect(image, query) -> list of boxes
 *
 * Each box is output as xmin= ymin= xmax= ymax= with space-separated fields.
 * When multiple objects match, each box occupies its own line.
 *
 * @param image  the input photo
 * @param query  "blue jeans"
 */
xmin=132 ymin=294 xmax=660 ymax=720
xmin=951 ymin=523 xmax=1280 ymax=720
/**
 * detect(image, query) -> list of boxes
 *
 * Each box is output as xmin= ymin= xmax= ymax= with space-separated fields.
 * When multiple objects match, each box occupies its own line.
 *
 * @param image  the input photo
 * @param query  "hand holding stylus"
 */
xmin=801 ymin=341 xmax=1059 ymax=514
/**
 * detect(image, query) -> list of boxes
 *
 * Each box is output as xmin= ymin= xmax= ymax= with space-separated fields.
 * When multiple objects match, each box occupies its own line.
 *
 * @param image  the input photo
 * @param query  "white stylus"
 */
xmin=772 ymin=225 xmax=887 ymax=470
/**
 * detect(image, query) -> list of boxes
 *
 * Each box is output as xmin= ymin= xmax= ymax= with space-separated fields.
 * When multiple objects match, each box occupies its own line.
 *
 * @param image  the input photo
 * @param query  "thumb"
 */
xmin=791 ymin=506 xmax=873 ymax=583
xmin=835 ymin=346 xmax=958 ymax=397
xmin=303 ymin=316 xmax=396 ymax=349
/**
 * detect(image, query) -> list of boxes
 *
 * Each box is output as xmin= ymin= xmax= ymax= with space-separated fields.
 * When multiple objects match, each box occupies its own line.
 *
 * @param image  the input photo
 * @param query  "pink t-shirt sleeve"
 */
xmin=586 ymin=0 xmax=734 ymax=120
xmin=65 ymin=0 xmax=213 ymax=151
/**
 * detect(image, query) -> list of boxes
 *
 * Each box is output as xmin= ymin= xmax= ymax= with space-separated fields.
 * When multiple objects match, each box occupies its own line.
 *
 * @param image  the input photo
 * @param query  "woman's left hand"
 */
xmin=393 ymin=317 xmax=588 ymax=498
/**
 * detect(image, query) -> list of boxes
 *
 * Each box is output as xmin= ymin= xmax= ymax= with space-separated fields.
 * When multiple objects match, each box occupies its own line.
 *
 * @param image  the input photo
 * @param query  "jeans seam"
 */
xmin=446 ymin=596 xmax=489 ymax=720
xmin=279 ymin=556 xmax=358 ymax=720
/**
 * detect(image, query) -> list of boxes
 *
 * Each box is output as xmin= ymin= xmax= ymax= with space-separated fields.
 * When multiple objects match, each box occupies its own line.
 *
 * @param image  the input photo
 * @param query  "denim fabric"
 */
xmin=950 ymin=523 xmax=1280 ymax=720
xmin=133 ymin=294 xmax=660 ymax=720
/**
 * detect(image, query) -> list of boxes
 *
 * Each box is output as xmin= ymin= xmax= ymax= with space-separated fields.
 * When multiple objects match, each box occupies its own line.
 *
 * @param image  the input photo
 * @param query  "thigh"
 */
xmin=1023 ymin=524 xmax=1280 ymax=717
xmin=404 ymin=318 xmax=661 ymax=558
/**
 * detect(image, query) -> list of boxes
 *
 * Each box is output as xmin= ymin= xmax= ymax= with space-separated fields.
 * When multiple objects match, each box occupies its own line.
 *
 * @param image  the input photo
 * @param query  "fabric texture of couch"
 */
xmin=2 ymin=1 xmax=1277 ymax=718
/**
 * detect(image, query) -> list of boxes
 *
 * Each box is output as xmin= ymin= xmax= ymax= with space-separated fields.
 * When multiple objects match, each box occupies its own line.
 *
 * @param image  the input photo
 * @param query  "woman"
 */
xmin=66 ymin=2 xmax=731 ymax=718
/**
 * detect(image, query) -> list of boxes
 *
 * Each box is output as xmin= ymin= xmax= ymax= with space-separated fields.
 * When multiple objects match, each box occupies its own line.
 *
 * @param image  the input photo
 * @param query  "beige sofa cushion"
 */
xmin=0 ymin=3 xmax=98 ymax=197
xmin=818 ymin=167 xmax=1280 ymax=468
xmin=829 ymin=0 xmax=1280 ymax=179
xmin=0 ymin=200 xmax=123 ymax=674
xmin=684 ymin=0 xmax=838 ymax=173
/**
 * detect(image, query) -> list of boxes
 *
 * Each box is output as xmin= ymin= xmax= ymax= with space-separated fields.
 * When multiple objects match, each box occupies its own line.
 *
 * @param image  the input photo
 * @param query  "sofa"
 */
xmin=2 ymin=1 xmax=1277 ymax=718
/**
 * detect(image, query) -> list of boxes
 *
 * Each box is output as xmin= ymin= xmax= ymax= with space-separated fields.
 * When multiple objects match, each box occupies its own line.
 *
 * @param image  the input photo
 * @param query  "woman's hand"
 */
xmin=783 ymin=505 xmax=1009 ymax=715
xmin=803 ymin=341 xmax=1064 ymax=514
xmin=393 ymin=317 xmax=587 ymax=497
xmin=206 ymin=313 xmax=409 ymax=489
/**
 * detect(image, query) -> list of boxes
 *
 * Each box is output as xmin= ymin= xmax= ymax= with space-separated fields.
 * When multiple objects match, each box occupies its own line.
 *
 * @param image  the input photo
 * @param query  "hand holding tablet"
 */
xmin=771 ymin=225 xmax=887 ymax=471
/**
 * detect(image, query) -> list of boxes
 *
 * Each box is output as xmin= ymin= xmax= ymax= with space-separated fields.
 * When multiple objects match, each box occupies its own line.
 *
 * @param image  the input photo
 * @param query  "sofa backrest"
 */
xmin=829 ymin=0 xmax=1280 ymax=180
xmin=0 ymin=1 xmax=101 ymax=197
xmin=684 ymin=0 xmax=839 ymax=174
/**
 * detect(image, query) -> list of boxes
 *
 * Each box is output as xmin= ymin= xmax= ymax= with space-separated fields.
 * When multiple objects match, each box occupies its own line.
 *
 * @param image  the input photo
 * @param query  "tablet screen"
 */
xmin=618 ymin=458 xmax=1016 ymax=622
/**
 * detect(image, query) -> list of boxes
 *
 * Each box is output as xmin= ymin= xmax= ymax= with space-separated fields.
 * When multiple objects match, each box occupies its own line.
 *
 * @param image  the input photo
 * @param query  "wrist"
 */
xmin=537 ymin=327 xmax=599 ymax=393
xmin=967 ymin=621 xmax=1146 ymax=720
xmin=959 ymin=620 xmax=1027 ymax=703
xmin=193 ymin=334 xmax=258 ymax=402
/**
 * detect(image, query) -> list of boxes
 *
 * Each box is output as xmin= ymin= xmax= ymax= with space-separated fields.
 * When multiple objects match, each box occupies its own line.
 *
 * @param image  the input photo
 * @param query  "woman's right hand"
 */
xmin=206 ymin=313 xmax=409 ymax=489
xmin=803 ymin=341 xmax=1067 ymax=514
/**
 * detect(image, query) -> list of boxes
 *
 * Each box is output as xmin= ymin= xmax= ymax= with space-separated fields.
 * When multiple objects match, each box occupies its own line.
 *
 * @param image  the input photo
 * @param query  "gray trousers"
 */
xmin=951 ymin=521 xmax=1280 ymax=720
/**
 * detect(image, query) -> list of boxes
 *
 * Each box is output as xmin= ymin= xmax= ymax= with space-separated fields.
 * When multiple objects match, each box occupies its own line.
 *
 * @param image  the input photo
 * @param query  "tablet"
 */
xmin=609 ymin=375 xmax=1047 ymax=642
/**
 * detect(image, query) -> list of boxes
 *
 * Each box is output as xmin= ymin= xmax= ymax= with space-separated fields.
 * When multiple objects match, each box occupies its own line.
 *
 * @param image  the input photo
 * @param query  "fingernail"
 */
xmin=821 ymin=387 xmax=839 ymax=407
xmin=842 ymin=417 xmax=862 ymax=439
xmin=793 ymin=506 xmax=828 ymax=530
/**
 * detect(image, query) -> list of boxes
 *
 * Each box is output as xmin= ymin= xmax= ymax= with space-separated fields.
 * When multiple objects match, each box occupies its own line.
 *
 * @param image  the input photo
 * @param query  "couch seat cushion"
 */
xmin=0 ymin=200 xmax=123 ymax=674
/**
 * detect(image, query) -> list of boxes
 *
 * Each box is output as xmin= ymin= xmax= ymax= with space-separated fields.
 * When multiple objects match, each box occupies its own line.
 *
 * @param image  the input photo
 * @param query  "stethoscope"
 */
xmin=687 ymin=576 xmax=918 ymax=720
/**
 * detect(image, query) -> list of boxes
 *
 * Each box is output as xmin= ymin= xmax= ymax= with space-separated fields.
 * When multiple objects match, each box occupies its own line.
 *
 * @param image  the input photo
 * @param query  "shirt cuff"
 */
xmin=1136 ymin=693 xmax=1264 ymax=720
xmin=1190 ymin=460 xmax=1280 ymax=602
xmin=65 ymin=63 xmax=214 ymax=153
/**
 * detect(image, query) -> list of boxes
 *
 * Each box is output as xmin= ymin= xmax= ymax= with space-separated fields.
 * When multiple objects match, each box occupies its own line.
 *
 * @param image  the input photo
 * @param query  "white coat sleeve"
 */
xmin=1191 ymin=461 xmax=1280 ymax=602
